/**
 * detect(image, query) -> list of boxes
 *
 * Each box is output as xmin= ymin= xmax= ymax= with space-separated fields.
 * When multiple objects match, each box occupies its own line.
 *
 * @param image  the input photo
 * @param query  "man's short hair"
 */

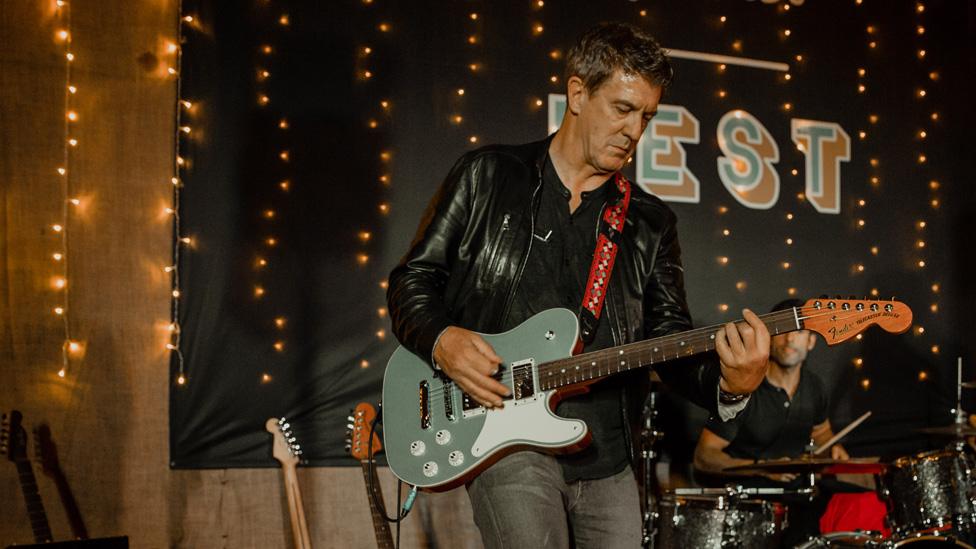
xmin=565 ymin=22 xmax=674 ymax=94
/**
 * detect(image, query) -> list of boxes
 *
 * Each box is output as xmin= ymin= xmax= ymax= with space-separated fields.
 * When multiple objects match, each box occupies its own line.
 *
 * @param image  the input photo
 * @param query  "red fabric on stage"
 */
xmin=820 ymin=493 xmax=891 ymax=537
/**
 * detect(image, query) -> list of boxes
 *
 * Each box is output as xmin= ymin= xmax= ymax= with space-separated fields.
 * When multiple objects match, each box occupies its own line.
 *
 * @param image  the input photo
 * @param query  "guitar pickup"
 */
xmin=419 ymin=380 xmax=430 ymax=430
xmin=512 ymin=359 xmax=535 ymax=401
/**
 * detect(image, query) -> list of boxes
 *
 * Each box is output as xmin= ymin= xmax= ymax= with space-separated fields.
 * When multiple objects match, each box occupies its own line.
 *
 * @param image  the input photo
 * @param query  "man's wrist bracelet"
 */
xmin=719 ymin=387 xmax=749 ymax=405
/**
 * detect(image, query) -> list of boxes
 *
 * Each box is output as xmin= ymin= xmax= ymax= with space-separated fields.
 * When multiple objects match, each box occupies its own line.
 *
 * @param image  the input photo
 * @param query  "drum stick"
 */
xmin=814 ymin=411 xmax=872 ymax=455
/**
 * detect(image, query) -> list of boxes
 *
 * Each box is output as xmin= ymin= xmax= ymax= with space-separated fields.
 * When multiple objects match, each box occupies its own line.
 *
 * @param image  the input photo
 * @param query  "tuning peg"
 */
xmin=347 ymin=415 xmax=355 ymax=422
xmin=347 ymin=423 xmax=355 ymax=431
xmin=344 ymin=444 xmax=351 ymax=451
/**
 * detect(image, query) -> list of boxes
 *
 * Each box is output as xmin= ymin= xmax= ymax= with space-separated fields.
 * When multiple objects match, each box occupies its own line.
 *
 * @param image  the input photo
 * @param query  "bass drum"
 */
xmin=893 ymin=535 xmax=976 ymax=548
xmin=655 ymin=493 xmax=784 ymax=548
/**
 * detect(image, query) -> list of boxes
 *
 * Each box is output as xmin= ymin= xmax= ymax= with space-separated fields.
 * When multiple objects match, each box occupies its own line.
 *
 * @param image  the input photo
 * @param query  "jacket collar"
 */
xmin=532 ymin=132 xmax=624 ymax=202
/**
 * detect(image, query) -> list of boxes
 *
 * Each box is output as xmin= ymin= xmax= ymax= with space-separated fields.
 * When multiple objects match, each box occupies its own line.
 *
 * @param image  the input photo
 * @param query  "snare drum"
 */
xmin=655 ymin=493 xmax=785 ymax=548
xmin=879 ymin=449 xmax=976 ymax=535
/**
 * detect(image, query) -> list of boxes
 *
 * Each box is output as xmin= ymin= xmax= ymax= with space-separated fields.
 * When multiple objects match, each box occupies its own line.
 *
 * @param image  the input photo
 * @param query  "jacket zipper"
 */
xmin=493 ymin=214 xmax=511 ymax=276
xmin=498 ymin=167 xmax=544 ymax=326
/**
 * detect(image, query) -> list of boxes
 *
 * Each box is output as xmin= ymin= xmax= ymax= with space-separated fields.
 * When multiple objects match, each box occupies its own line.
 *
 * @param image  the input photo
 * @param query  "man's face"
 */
xmin=770 ymin=330 xmax=816 ymax=368
xmin=574 ymin=70 xmax=662 ymax=174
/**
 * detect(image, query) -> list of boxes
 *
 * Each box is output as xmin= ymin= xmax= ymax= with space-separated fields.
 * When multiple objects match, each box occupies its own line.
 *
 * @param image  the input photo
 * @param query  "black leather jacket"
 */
xmin=387 ymin=136 xmax=723 ymax=461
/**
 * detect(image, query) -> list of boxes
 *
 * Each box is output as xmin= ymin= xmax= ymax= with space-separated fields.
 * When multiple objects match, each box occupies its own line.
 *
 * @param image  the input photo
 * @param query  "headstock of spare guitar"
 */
xmin=347 ymin=402 xmax=383 ymax=461
xmin=800 ymin=297 xmax=912 ymax=345
xmin=1 ymin=410 xmax=28 ymax=464
xmin=266 ymin=417 xmax=311 ymax=549
xmin=266 ymin=417 xmax=303 ymax=467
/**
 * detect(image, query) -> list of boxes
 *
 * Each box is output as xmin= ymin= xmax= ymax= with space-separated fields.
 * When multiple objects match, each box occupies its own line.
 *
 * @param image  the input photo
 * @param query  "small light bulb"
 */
xmin=58 ymin=369 xmax=66 ymax=378
xmin=54 ymin=307 xmax=64 ymax=315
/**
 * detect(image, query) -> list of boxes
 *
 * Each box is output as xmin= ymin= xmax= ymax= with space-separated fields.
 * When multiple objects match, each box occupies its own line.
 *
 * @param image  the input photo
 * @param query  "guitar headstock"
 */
xmin=1 ymin=410 xmax=28 ymax=464
xmin=346 ymin=402 xmax=382 ymax=461
xmin=801 ymin=298 xmax=913 ymax=345
xmin=266 ymin=417 xmax=303 ymax=467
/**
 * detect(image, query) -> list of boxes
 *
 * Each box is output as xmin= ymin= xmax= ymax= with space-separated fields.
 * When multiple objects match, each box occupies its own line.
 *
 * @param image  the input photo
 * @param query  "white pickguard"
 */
xmin=470 ymin=390 xmax=587 ymax=457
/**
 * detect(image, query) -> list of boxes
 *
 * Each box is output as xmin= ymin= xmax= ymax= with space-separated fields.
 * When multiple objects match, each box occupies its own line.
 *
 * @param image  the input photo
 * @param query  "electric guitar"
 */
xmin=346 ymin=402 xmax=395 ymax=549
xmin=2 ymin=410 xmax=53 ymax=543
xmin=382 ymin=298 xmax=913 ymax=490
xmin=267 ymin=417 xmax=313 ymax=549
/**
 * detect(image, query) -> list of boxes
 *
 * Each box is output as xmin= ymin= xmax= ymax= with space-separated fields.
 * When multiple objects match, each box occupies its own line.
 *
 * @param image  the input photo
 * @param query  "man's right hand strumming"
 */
xmin=433 ymin=326 xmax=512 ymax=409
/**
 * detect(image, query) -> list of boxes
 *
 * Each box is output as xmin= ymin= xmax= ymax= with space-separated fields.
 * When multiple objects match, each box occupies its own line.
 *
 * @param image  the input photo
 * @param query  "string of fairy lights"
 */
xmin=251 ymin=4 xmax=293 ymax=385
xmin=913 ymin=0 xmax=943 ymax=367
xmin=357 ymin=0 xmax=394 ymax=371
xmin=169 ymin=3 xmax=191 ymax=386
xmin=52 ymin=0 xmax=78 ymax=378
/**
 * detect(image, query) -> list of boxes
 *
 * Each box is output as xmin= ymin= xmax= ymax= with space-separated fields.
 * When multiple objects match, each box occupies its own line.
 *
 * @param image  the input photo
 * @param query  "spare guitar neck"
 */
xmin=267 ymin=417 xmax=312 ymax=549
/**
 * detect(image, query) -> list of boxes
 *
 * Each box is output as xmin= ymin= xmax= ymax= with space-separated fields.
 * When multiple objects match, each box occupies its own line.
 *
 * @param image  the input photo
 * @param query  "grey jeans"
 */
xmin=466 ymin=451 xmax=642 ymax=549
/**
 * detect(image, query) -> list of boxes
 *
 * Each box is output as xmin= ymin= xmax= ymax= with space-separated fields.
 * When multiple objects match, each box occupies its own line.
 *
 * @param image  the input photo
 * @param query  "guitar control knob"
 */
xmin=423 ymin=461 xmax=439 ymax=477
xmin=449 ymin=450 xmax=465 ymax=467
xmin=435 ymin=429 xmax=452 ymax=445
xmin=410 ymin=440 xmax=426 ymax=456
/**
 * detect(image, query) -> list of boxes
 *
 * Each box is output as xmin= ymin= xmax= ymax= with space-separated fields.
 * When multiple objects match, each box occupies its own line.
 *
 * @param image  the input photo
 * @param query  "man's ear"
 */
xmin=566 ymin=75 xmax=587 ymax=115
xmin=807 ymin=333 xmax=817 ymax=351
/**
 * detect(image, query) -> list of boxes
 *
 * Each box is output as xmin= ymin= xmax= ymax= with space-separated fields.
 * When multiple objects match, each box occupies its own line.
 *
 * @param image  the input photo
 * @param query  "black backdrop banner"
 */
xmin=170 ymin=0 xmax=975 ymax=468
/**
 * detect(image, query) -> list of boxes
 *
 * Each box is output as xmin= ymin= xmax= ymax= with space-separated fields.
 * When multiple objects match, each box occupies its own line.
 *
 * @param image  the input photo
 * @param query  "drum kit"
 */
xmin=642 ymin=361 xmax=976 ymax=549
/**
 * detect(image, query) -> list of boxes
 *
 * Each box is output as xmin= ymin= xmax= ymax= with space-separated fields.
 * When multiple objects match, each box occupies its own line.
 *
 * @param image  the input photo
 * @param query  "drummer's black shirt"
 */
xmin=705 ymin=368 xmax=829 ymax=460
xmin=506 ymin=156 xmax=628 ymax=483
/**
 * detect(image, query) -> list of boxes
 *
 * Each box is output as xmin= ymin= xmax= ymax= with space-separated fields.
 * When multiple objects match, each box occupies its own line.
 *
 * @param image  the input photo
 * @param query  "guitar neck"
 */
xmin=539 ymin=309 xmax=800 ymax=391
xmin=359 ymin=460 xmax=395 ymax=549
xmin=16 ymin=460 xmax=53 ymax=543
xmin=281 ymin=463 xmax=313 ymax=549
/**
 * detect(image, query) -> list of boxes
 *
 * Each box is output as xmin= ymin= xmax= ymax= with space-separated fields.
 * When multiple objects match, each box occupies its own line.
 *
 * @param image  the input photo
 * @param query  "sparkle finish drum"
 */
xmin=879 ymin=449 xmax=976 ymax=535
xmin=655 ymin=493 xmax=784 ymax=548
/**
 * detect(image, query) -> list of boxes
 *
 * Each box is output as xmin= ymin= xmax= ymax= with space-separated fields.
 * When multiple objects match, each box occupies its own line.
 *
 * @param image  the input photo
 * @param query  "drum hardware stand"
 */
xmin=640 ymin=391 xmax=664 ymax=549
xmin=950 ymin=357 xmax=969 ymax=453
xmin=803 ymin=438 xmax=820 ymax=502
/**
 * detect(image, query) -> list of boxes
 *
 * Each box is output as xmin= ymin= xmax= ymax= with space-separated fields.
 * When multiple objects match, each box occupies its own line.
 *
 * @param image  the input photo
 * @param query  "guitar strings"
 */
xmin=421 ymin=304 xmax=904 ymax=403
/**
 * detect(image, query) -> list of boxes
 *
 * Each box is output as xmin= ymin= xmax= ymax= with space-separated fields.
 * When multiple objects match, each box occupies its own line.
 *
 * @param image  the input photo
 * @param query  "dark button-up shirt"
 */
xmin=506 ymin=156 xmax=628 ymax=482
xmin=705 ymin=369 xmax=828 ymax=460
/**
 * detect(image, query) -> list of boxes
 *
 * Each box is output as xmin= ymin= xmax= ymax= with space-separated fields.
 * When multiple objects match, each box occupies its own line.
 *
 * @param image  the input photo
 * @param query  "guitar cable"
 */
xmin=367 ymin=402 xmax=418 ymax=549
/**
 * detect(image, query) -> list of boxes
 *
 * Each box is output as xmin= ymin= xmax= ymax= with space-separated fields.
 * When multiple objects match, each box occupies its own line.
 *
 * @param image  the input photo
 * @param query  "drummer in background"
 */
xmin=693 ymin=298 xmax=853 ymax=546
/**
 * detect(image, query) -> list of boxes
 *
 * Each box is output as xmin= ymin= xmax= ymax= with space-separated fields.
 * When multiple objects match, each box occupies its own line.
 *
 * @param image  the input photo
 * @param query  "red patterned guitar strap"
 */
xmin=578 ymin=172 xmax=631 ymax=346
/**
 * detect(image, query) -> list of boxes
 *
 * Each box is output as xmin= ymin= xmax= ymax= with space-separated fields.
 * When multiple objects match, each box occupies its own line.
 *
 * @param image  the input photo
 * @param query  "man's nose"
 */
xmin=623 ymin=114 xmax=643 ymax=142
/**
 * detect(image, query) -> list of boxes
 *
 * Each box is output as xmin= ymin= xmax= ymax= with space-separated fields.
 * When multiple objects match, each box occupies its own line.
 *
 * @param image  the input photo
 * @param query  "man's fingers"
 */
xmin=742 ymin=308 xmax=770 ymax=349
xmin=724 ymin=322 xmax=746 ymax=355
xmin=471 ymin=335 xmax=503 ymax=364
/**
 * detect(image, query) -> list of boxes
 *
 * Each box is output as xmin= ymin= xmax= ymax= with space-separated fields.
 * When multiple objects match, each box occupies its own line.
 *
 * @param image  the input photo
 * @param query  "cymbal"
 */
xmin=724 ymin=457 xmax=886 ymax=475
xmin=917 ymin=424 xmax=976 ymax=437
